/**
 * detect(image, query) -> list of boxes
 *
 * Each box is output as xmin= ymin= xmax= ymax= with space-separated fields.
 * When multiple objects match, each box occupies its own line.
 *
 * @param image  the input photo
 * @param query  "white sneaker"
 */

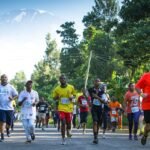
xmin=67 ymin=137 xmax=72 ymax=144
xmin=102 ymin=133 xmax=106 ymax=139
xmin=83 ymin=130 xmax=86 ymax=134
xmin=42 ymin=127 xmax=45 ymax=131
xmin=61 ymin=139 xmax=66 ymax=145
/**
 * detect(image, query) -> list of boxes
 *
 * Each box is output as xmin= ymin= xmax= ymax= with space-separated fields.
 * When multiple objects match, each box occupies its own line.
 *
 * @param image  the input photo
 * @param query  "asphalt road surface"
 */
xmin=0 ymin=122 xmax=149 ymax=150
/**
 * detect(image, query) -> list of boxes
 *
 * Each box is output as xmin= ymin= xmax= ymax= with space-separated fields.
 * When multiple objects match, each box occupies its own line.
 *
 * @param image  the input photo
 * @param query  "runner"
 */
xmin=18 ymin=80 xmax=39 ymax=143
xmin=53 ymin=75 xmax=76 ymax=145
xmin=78 ymin=88 xmax=91 ymax=134
xmin=72 ymin=102 xmax=77 ymax=128
xmin=88 ymin=78 xmax=106 ymax=144
xmin=11 ymin=100 xmax=17 ymax=131
xmin=135 ymin=72 xmax=150 ymax=145
xmin=138 ymin=96 xmax=144 ymax=136
xmin=0 ymin=74 xmax=18 ymax=142
xmin=36 ymin=97 xmax=49 ymax=131
xmin=45 ymin=105 xmax=51 ymax=128
xmin=109 ymin=96 xmax=121 ymax=133
xmin=101 ymin=85 xmax=110 ymax=138
xmin=124 ymin=83 xmax=141 ymax=140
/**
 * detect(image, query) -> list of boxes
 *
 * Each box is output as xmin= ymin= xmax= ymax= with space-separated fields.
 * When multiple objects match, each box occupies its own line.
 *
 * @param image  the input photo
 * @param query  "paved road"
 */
xmin=0 ymin=122 xmax=149 ymax=150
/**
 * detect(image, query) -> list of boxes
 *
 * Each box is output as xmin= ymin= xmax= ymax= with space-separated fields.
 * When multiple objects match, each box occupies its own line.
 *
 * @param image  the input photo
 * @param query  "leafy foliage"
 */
xmin=31 ymin=33 xmax=60 ymax=103
xmin=10 ymin=71 xmax=26 ymax=93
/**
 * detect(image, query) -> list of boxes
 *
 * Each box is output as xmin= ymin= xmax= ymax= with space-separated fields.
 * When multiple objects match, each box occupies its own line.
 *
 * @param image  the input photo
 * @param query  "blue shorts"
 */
xmin=0 ymin=109 xmax=14 ymax=126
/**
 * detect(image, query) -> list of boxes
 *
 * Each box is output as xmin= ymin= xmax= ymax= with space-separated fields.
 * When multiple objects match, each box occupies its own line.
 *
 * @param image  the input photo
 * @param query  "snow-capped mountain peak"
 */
xmin=0 ymin=9 xmax=54 ymax=25
xmin=13 ymin=11 xmax=27 ymax=23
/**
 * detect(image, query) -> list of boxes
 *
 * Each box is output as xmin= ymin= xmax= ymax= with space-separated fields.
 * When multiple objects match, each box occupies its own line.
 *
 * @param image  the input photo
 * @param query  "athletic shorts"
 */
xmin=144 ymin=110 xmax=150 ymax=123
xmin=80 ymin=112 xmax=88 ymax=123
xmin=0 ymin=109 xmax=14 ymax=126
xmin=91 ymin=105 xmax=102 ymax=123
xmin=59 ymin=111 xmax=72 ymax=123
xmin=38 ymin=113 xmax=46 ymax=120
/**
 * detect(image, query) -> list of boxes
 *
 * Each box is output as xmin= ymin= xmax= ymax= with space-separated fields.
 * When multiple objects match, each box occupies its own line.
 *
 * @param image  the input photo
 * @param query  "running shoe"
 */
xmin=25 ymin=140 xmax=31 ymax=144
xmin=61 ymin=138 xmax=66 ymax=145
xmin=31 ymin=133 xmax=35 ymax=141
xmin=129 ymin=134 xmax=132 ymax=140
xmin=93 ymin=138 xmax=98 ymax=144
xmin=134 ymin=135 xmax=138 ymax=141
xmin=141 ymin=135 xmax=147 ymax=145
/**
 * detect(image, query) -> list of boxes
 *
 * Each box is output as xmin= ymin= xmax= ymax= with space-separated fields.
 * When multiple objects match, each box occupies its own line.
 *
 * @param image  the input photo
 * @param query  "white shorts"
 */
xmin=38 ymin=113 xmax=46 ymax=120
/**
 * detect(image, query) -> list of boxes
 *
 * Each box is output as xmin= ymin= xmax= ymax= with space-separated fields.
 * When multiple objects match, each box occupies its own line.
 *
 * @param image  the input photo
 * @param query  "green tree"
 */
xmin=57 ymin=22 xmax=83 ymax=79
xmin=10 ymin=71 xmax=26 ymax=93
xmin=83 ymin=26 xmax=118 ymax=82
xmin=116 ymin=0 xmax=150 ymax=79
xmin=31 ymin=33 xmax=60 ymax=103
xmin=82 ymin=0 xmax=119 ymax=32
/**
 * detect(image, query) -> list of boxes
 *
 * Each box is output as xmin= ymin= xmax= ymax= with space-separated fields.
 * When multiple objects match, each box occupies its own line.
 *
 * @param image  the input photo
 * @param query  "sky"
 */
xmin=0 ymin=0 xmax=94 ymax=80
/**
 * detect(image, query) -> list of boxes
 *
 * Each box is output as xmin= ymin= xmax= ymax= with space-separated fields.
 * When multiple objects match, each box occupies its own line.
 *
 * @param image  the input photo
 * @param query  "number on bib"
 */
xmin=131 ymin=107 xmax=139 ymax=113
xmin=61 ymin=98 xmax=69 ymax=104
xmin=93 ymin=99 xmax=101 ymax=106
xmin=82 ymin=100 xmax=87 ymax=105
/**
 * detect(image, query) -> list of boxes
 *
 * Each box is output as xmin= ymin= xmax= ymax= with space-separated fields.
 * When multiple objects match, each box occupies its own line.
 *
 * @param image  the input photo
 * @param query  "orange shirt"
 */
xmin=109 ymin=101 xmax=121 ymax=117
xmin=135 ymin=72 xmax=150 ymax=110
xmin=124 ymin=90 xmax=140 ymax=113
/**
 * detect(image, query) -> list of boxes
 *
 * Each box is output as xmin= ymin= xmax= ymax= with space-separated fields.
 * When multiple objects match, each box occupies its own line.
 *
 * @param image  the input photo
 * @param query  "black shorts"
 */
xmin=91 ymin=105 xmax=102 ymax=123
xmin=80 ymin=112 xmax=88 ymax=123
xmin=144 ymin=110 xmax=150 ymax=123
xmin=0 ymin=109 xmax=14 ymax=126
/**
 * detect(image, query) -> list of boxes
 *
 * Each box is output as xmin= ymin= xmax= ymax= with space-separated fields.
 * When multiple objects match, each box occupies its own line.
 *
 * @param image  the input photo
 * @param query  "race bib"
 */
xmin=61 ymin=98 xmax=69 ymax=104
xmin=111 ymin=117 xmax=117 ymax=122
xmin=112 ymin=110 xmax=116 ymax=115
xmin=131 ymin=96 xmax=139 ymax=107
xmin=24 ymin=101 xmax=32 ymax=108
xmin=93 ymin=99 xmax=101 ymax=106
xmin=40 ymin=106 xmax=45 ymax=111
xmin=131 ymin=107 xmax=139 ymax=113
xmin=82 ymin=99 xmax=87 ymax=105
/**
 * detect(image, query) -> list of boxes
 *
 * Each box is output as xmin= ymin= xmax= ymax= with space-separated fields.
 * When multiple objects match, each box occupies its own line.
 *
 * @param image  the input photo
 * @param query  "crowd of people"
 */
xmin=0 ymin=73 xmax=150 ymax=146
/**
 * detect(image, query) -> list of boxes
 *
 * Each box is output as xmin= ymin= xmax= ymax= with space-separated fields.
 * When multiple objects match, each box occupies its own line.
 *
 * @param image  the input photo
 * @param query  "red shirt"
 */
xmin=78 ymin=95 xmax=91 ymax=112
xmin=124 ymin=90 xmax=140 ymax=113
xmin=135 ymin=72 xmax=150 ymax=110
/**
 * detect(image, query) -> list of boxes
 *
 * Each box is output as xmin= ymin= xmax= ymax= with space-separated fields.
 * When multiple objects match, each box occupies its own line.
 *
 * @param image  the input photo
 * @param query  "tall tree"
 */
xmin=83 ymin=26 xmax=118 ymax=81
xmin=82 ymin=0 xmax=119 ymax=32
xmin=57 ymin=22 xmax=83 ymax=79
xmin=31 ymin=33 xmax=60 ymax=102
xmin=116 ymin=0 xmax=150 ymax=79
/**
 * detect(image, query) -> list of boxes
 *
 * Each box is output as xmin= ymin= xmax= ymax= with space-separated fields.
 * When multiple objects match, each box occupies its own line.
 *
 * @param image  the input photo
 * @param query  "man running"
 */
xmin=0 ymin=74 xmax=18 ymax=142
xmin=78 ymin=88 xmax=91 ymax=134
xmin=124 ymin=83 xmax=141 ymax=140
xmin=88 ymin=78 xmax=106 ymax=144
xmin=18 ymin=80 xmax=39 ymax=143
xmin=53 ymin=75 xmax=76 ymax=145
xmin=135 ymin=72 xmax=150 ymax=145
xmin=36 ymin=97 xmax=49 ymax=130
xmin=101 ymin=85 xmax=110 ymax=138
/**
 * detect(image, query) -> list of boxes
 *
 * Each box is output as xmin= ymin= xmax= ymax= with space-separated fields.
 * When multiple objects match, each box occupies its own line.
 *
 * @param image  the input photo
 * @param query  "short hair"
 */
xmin=59 ymin=74 xmax=67 ymax=80
xmin=128 ymin=83 xmax=134 ymax=87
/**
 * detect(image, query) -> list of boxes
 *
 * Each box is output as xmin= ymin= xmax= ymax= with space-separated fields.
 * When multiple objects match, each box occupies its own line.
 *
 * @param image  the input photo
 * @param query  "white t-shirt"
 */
xmin=18 ymin=90 xmax=39 ymax=120
xmin=101 ymin=93 xmax=109 ymax=108
xmin=0 ymin=84 xmax=18 ymax=110
xmin=73 ymin=105 xmax=77 ymax=115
